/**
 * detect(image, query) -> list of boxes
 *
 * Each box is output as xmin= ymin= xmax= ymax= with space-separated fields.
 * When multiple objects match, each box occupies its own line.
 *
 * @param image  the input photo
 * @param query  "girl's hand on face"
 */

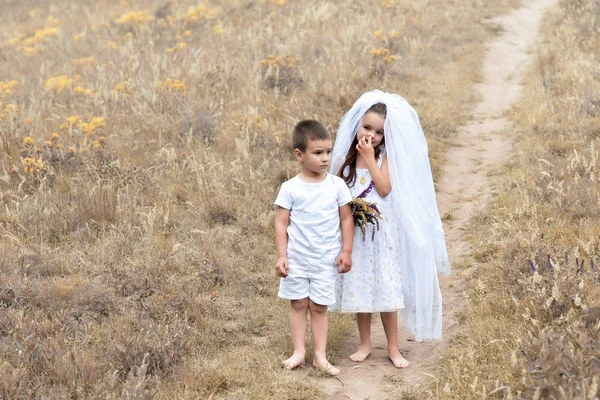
xmin=356 ymin=135 xmax=375 ymax=161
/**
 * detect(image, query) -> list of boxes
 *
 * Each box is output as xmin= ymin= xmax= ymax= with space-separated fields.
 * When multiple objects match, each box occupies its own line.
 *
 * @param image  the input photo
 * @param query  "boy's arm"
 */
xmin=275 ymin=206 xmax=290 ymax=277
xmin=337 ymin=204 xmax=353 ymax=273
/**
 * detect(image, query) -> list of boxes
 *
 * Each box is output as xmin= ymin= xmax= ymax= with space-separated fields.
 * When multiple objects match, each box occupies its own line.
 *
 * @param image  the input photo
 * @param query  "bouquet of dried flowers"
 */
xmin=350 ymin=181 xmax=383 ymax=241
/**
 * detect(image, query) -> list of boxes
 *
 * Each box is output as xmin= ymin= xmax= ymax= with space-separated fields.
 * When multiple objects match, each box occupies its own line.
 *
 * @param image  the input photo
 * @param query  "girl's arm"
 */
xmin=366 ymin=155 xmax=391 ymax=197
xmin=275 ymin=207 xmax=290 ymax=277
xmin=358 ymin=136 xmax=392 ymax=197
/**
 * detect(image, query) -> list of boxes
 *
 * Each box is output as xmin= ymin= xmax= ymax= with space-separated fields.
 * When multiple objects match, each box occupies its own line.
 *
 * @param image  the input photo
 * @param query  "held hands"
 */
xmin=275 ymin=256 xmax=289 ymax=278
xmin=356 ymin=135 xmax=375 ymax=162
xmin=336 ymin=251 xmax=352 ymax=273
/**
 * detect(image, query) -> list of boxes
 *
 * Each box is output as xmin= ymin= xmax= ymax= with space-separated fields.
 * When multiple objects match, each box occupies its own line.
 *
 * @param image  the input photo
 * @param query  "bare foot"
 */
xmin=388 ymin=348 xmax=409 ymax=369
xmin=312 ymin=359 xmax=340 ymax=376
xmin=282 ymin=351 xmax=305 ymax=370
xmin=349 ymin=346 xmax=371 ymax=362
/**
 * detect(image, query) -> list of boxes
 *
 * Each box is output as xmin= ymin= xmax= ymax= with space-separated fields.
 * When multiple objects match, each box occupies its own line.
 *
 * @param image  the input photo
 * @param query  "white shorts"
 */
xmin=278 ymin=252 xmax=338 ymax=306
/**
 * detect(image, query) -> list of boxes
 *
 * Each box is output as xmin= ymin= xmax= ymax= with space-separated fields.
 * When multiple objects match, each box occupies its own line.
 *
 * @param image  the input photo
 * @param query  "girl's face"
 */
xmin=356 ymin=111 xmax=385 ymax=149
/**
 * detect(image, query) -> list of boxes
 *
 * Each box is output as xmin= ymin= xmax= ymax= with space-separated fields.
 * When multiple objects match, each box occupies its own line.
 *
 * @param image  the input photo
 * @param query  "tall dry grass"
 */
xmin=432 ymin=1 xmax=600 ymax=398
xmin=0 ymin=0 xmax=515 ymax=398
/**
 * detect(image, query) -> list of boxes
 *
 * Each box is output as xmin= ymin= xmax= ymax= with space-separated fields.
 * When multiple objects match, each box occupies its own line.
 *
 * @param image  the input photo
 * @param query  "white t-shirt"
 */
xmin=274 ymin=173 xmax=352 ymax=259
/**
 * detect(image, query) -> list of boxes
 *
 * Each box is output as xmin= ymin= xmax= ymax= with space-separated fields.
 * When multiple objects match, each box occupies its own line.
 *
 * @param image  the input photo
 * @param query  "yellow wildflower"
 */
xmin=4 ymin=103 xmax=17 ymax=113
xmin=115 ymin=11 xmax=153 ymax=25
xmin=22 ymin=157 xmax=47 ymax=174
xmin=45 ymin=75 xmax=73 ymax=92
xmin=72 ymin=56 xmax=96 ymax=67
xmin=51 ymin=133 xmax=60 ymax=142
xmin=21 ymin=47 xmax=37 ymax=55
xmin=3 ymin=34 xmax=23 ymax=48
xmin=47 ymin=16 xmax=61 ymax=26
xmin=104 ymin=41 xmax=119 ymax=50
xmin=89 ymin=117 xmax=105 ymax=128
xmin=185 ymin=5 xmax=214 ymax=21
xmin=28 ymin=8 xmax=41 ymax=18
xmin=81 ymin=116 xmax=105 ymax=136
xmin=374 ymin=30 xmax=383 ymax=38
xmin=60 ymin=115 xmax=80 ymax=130
xmin=24 ymin=137 xmax=34 ymax=147
xmin=388 ymin=30 xmax=401 ymax=39
xmin=0 ymin=80 xmax=18 ymax=96
xmin=166 ymin=42 xmax=187 ymax=54
xmin=170 ymin=79 xmax=186 ymax=92
xmin=115 ymin=82 xmax=128 ymax=92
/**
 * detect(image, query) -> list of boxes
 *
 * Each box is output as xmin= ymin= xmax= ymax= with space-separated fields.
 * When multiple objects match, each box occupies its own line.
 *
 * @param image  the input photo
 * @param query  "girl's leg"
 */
xmin=283 ymin=298 xmax=309 ymax=369
xmin=380 ymin=311 xmax=409 ymax=368
xmin=349 ymin=313 xmax=372 ymax=362
xmin=308 ymin=300 xmax=339 ymax=376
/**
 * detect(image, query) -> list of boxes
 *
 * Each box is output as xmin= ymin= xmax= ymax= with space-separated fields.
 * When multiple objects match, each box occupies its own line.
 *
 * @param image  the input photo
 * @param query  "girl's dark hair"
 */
xmin=338 ymin=103 xmax=386 ymax=186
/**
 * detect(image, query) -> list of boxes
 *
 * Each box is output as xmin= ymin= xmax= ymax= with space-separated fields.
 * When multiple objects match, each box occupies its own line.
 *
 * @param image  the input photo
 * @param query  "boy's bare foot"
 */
xmin=388 ymin=348 xmax=409 ymax=368
xmin=349 ymin=346 xmax=371 ymax=362
xmin=282 ymin=351 xmax=305 ymax=370
xmin=312 ymin=360 xmax=340 ymax=376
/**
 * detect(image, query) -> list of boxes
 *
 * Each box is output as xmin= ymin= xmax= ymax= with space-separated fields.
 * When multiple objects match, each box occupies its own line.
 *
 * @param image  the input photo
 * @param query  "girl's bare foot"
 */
xmin=388 ymin=348 xmax=409 ymax=368
xmin=312 ymin=359 xmax=340 ymax=376
xmin=282 ymin=351 xmax=305 ymax=370
xmin=349 ymin=345 xmax=371 ymax=362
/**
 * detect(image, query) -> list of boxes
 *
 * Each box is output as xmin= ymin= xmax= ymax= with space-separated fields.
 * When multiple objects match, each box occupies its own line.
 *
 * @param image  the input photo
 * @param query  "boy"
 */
xmin=274 ymin=119 xmax=354 ymax=376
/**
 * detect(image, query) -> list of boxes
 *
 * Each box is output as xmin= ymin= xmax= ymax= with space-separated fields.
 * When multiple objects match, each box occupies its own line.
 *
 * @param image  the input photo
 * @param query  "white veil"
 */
xmin=331 ymin=90 xmax=450 ymax=342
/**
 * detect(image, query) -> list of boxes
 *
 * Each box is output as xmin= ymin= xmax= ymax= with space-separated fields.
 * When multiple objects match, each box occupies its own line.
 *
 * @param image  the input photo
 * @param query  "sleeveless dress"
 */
xmin=332 ymin=154 xmax=404 ymax=312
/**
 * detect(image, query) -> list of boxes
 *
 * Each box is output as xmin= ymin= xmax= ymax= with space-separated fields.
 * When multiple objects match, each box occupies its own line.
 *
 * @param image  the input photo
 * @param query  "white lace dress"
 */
xmin=332 ymin=156 xmax=404 ymax=313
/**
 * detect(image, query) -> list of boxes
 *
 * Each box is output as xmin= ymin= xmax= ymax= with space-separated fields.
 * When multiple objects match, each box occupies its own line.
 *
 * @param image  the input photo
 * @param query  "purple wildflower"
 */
xmin=357 ymin=181 xmax=375 ymax=199
xmin=528 ymin=259 xmax=536 ymax=274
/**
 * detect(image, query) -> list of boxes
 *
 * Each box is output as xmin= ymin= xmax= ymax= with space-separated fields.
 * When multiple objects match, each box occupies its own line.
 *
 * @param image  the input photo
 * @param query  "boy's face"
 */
xmin=294 ymin=138 xmax=333 ymax=177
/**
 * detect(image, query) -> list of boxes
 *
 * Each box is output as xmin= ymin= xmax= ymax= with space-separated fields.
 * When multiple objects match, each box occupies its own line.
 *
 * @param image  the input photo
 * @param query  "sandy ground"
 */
xmin=313 ymin=0 xmax=558 ymax=398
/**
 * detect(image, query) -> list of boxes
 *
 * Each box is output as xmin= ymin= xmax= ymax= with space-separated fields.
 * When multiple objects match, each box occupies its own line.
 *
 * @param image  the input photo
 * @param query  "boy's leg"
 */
xmin=380 ymin=311 xmax=409 ymax=368
xmin=283 ymin=298 xmax=309 ymax=369
xmin=308 ymin=299 xmax=339 ymax=376
xmin=350 ymin=313 xmax=372 ymax=362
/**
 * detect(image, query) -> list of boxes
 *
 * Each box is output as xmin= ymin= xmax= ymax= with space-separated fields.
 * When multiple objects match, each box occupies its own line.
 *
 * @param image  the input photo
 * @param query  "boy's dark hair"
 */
xmin=292 ymin=120 xmax=330 ymax=152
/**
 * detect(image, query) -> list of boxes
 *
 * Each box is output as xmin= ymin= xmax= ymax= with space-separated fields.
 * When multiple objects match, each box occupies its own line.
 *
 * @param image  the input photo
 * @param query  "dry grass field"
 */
xmin=433 ymin=1 xmax=600 ymax=398
xmin=0 ymin=0 xmax=533 ymax=398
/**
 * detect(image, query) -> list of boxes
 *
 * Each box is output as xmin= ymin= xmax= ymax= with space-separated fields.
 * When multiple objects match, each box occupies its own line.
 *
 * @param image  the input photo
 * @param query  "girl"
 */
xmin=330 ymin=90 xmax=450 ymax=368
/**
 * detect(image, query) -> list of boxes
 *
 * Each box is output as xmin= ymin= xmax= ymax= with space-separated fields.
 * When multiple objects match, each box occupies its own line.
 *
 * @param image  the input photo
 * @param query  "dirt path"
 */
xmin=316 ymin=0 xmax=558 ymax=398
